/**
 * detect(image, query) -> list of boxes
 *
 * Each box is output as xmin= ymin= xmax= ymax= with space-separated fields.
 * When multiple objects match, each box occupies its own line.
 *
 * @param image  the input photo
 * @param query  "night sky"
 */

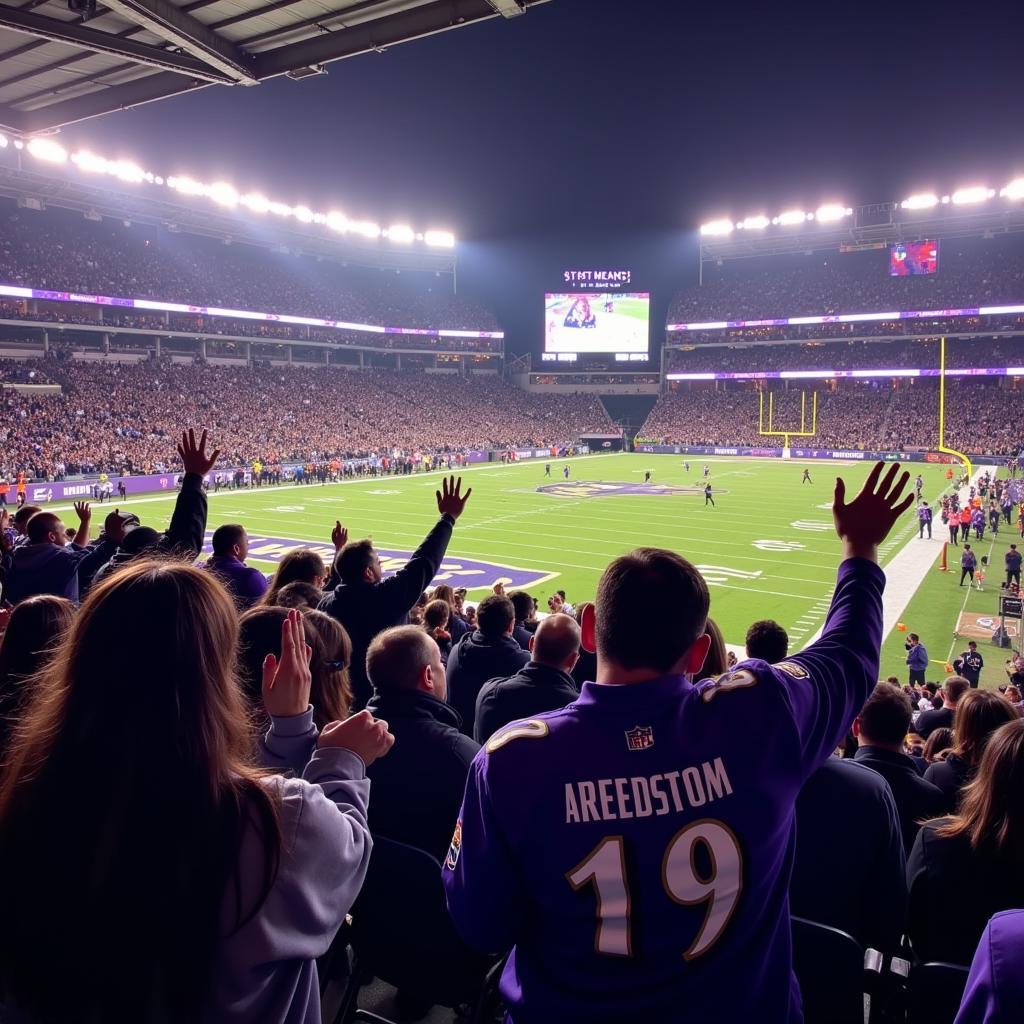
xmin=58 ymin=0 xmax=1024 ymax=351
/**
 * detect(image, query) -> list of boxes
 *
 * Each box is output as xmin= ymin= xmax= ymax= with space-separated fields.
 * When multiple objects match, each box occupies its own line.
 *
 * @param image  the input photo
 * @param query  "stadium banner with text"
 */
xmin=633 ymin=444 xmax=968 ymax=464
xmin=666 ymin=366 xmax=1024 ymax=381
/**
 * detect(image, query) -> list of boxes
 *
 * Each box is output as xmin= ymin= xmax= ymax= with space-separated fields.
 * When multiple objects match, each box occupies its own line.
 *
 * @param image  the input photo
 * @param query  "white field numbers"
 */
xmin=566 ymin=819 xmax=742 ymax=961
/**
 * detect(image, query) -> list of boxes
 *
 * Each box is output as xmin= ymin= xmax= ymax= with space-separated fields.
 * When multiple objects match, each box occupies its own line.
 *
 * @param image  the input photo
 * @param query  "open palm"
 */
xmin=833 ymin=461 xmax=915 ymax=558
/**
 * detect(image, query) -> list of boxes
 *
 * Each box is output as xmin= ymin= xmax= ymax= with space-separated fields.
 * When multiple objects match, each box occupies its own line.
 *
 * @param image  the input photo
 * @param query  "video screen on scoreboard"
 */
xmin=890 ymin=240 xmax=938 ymax=276
xmin=544 ymin=292 xmax=650 ymax=354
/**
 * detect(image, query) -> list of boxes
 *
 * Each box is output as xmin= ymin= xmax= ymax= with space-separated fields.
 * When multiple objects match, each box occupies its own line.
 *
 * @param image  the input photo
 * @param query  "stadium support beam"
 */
xmin=484 ymin=0 xmax=528 ymax=15
xmin=252 ymin=0 xmax=541 ymax=79
xmin=15 ymin=72 xmax=210 ymax=134
xmin=0 ymin=6 xmax=236 ymax=83
xmin=99 ymin=0 xmax=258 ymax=84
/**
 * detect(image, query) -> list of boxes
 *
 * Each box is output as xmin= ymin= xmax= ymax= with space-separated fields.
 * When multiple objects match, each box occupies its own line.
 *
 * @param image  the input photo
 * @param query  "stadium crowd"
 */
xmin=641 ymin=380 xmax=1024 ymax=456
xmin=0 ymin=205 xmax=499 ymax=331
xmin=0 ymin=441 xmax=1021 ymax=1023
xmin=0 ymin=360 xmax=613 ymax=478
xmin=669 ymin=240 xmax=1024 ymax=322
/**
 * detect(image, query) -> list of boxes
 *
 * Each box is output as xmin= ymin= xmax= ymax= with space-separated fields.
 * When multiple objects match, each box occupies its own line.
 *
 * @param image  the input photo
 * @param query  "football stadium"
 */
xmin=0 ymin=2 xmax=1022 ymax=1023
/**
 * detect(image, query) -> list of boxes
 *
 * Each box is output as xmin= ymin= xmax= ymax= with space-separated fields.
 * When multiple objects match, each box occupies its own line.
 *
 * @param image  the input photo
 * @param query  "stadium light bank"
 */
xmin=0 ymin=134 xmax=456 ymax=249
xmin=699 ymin=179 xmax=1024 ymax=235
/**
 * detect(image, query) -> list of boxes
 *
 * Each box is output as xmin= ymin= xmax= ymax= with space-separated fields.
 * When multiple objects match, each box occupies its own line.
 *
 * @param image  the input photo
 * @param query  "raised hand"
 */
xmin=436 ymin=475 xmax=472 ymax=521
xmin=833 ymin=461 xmax=915 ymax=562
xmin=177 ymin=428 xmax=221 ymax=477
xmin=331 ymin=520 xmax=348 ymax=551
xmin=73 ymin=501 xmax=91 ymax=523
xmin=318 ymin=708 xmax=395 ymax=766
xmin=262 ymin=609 xmax=313 ymax=718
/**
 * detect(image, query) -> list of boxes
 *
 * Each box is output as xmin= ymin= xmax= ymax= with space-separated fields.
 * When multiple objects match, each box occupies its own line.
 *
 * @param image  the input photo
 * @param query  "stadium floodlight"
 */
xmin=293 ymin=205 xmax=314 ymax=224
xmin=72 ymin=150 xmax=108 ymax=174
xmin=241 ymin=193 xmax=270 ymax=213
xmin=814 ymin=203 xmax=851 ymax=222
xmin=326 ymin=211 xmax=349 ymax=232
xmin=268 ymin=201 xmax=292 ymax=217
xmin=424 ymin=230 xmax=456 ymax=248
xmin=1000 ymin=179 xmax=1024 ymax=200
xmin=699 ymin=219 xmax=734 ymax=236
xmin=167 ymin=176 xmax=206 ymax=197
xmin=950 ymin=185 xmax=995 ymax=205
xmin=353 ymin=220 xmax=382 ymax=239
xmin=113 ymin=160 xmax=145 ymax=184
xmin=0 ymin=134 xmax=6 ymax=148
xmin=738 ymin=215 xmax=769 ymax=231
xmin=208 ymin=182 xmax=238 ymax=207
xmin=900 ymin=193 xmax=938 ymax=210
xmin=776 ymin=210 xmax=808 ymax=226
xmin=27 ymin=138 xmax=67 ymax=164
xmin=385 ymin=225 xmax=415 ymax=244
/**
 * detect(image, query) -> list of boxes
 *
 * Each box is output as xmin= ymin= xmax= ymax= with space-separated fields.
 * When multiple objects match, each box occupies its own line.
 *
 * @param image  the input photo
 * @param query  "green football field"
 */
xmin=55 ymin=453 xmax=1019 ymax=686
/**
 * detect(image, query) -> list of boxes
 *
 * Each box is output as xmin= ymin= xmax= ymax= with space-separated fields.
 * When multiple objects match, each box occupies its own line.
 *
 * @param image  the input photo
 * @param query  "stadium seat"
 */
xmin=904 ymin=961 xmax=971 ymax=1024
xmin=332 ymin=835 xmax=500 ymax=1024
xmin=791 ymin=916 xmax=884 ymax=1024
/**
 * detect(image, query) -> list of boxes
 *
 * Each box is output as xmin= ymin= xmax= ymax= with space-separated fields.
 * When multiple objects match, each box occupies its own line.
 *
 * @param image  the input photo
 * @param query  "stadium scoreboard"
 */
xmin=543 ymin=268 xmax=650 ymax=361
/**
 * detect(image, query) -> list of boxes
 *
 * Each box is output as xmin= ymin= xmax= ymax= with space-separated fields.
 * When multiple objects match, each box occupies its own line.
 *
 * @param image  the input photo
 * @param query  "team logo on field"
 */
xmin=775 ymin=661 xmax=809 ymax=679
xmin=625 ymin=725 xmax=655 ymax=751
xmin=445 ymin=820 xmax=462 ymax=871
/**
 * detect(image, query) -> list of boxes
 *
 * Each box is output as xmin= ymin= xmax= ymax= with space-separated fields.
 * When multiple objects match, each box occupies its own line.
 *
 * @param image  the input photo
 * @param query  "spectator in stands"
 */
xmin=745 ymin=619 xmax=789 ymax=663
xmin=570 ymin=601 xmax=597 ymax=691
xmin=955 ymin=909 xmax=1024 ymax=1023
xmin=852 ymin=684 xmax=947 ymax=852
xmin=0 ymin=564 xmax=391 ymax=1023
xmin=924 ymin=727 xmax=955 ymax=764
xmin=0 ymin=595 xmax=74 ymax=756
xmin=203 ymin=524 xmax=269 ymax=609
xmin=915 ymin=675 xmax=970 ymax=739
xmin=791 ymin=756 xmax=906 ymax=954
xmin=89 ymin=429 xmax=215 ymax=589
xmin=474 ymin=614 xmax=581 ymax=743
xmin=77 ymin=509 xmax=139 ymax=597
xmin=364 ymin=626 xmax=478 ymax=861
xmin=907 ymin=719 xmax=1024 ymax=965
xmin=422 ymin=598 xmax=453 ymax=662
xmin=432 ymin=584 xmax=470 ymax=644
xmin=446 ymin=594 xmax=530 ymax=736
xmin=319 ymin=476 xmax=471 ymax=710
xmin=444 ymin=462 xmax=911 ymax=1023
xmin=2 ymin=503 xmax=92 ymax=604
xmin=508 ymin=589 xmax=536 ymax=650
xmin=261 ymin=548 xmax=327 ymax=606
xmin=694 ymin=617 xmax=728 ymax=682
xmin=272 ymin=580 xmax=323 ymax=610
xmin=302 ymin=610 xmax=354 ymax=730
xmin=924 ymin=690 xmax=1017 ymax=812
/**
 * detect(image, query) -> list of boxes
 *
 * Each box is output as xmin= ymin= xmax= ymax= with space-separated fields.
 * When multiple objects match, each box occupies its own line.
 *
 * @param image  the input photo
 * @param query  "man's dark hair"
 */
xmin=12 ymin=505 xmax=41 ymax=530
xmin=968 ymin=641 xmax=977 ymax=649
xmin=556 ymin=590 xmax=567 ymax=600
xmin=274 ymin=580 xmax=323 ymax=610
xmin=908 ymin=633 xmax=920 ymax=643
xmin=944 ymin=675 xmax=970 ymax=704
xmin=476 ymin=594 xmax=515 ymax=638
xmin=335 ymin=539 xmax=375 ymax=584
xmin=858 ymin=685 xmax=913 ymax=746
xmin=745 ymin=619 xmax=789 ymax=663
xmin=596 ymin=547 xmax=709 ymax=673
xmin=26 ymin=512 xmax=61 ymax=544
xmin=211 ymin=523 xmax=246 ymax=556
xmin=509 ymin=590 xmax=534 ymax=624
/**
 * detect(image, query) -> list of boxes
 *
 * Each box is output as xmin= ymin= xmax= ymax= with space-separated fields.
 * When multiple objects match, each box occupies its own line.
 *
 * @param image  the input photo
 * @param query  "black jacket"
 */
xmin=914 ymin=706 xmax=955 ymax=739
xmin=446 ymin=630 xmax=530 ymax=736
xmin=89 ymin=472 xmax=209 ymax=590
xmin=319 ymin=515 xmax=455 ymax=710
xmin=791 ymin=757 xmax=907 ymax=953
xmin=364 ymin=688 xmax=479 ymax=862
xmin=907 ymin=820 xmax=1024 ymax=964
xmin=853 ymin=745 xmax=947 ymax=853
xmin=474 ymin=661 xmax=579 ymax=743
xmin=512 ymin=621 xmax=533 ymax=651
xmin=923 ymin=753 xmax=972 ymax=812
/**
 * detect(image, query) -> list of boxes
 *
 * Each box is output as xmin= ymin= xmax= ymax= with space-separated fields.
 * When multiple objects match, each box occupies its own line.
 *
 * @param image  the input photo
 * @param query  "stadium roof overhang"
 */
xmin=0 ymin=0 xmax=550 ymax=135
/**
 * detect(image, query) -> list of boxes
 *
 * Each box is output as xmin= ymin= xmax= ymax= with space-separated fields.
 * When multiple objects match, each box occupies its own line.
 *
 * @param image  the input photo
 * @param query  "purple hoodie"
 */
xmin=203 ymin=554 xmax=269 ymax=609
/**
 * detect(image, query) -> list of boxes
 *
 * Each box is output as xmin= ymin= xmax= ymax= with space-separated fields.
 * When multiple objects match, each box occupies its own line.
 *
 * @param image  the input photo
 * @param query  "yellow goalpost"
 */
xmin=757 ymin=390 xmax=818 ymax=449
xmin=938 ymin=336 xmax=973 ymax=481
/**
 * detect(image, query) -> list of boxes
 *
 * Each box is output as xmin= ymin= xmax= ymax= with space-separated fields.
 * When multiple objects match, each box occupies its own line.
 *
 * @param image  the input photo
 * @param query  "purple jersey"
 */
xmin=443 ymin=558 xmax=884 ymax=1023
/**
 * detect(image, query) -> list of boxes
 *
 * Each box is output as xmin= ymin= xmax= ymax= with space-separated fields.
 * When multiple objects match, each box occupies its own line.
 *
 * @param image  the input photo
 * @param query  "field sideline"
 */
xmin=46 ymin=452 xmax=1009 ymax=680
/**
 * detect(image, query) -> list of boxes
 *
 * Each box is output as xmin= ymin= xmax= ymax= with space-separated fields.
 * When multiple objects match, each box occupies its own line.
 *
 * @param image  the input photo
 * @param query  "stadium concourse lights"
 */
xmin=2 ymin=135 xmax=456 ymax=248
xmin=699 ymin=204 xmax=853 ymax=235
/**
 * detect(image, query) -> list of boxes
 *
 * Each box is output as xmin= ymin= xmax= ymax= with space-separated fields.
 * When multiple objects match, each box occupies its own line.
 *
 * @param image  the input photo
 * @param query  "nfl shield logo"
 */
xmin=625 ymin=725 xmax=654 ymax=751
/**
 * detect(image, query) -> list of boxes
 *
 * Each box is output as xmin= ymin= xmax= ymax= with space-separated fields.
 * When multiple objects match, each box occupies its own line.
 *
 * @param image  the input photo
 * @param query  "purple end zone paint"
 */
xmin=199 ymin=532 xmax=552 ymax=590
xmin=537 ymin=481 xmax=701 ymax=498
